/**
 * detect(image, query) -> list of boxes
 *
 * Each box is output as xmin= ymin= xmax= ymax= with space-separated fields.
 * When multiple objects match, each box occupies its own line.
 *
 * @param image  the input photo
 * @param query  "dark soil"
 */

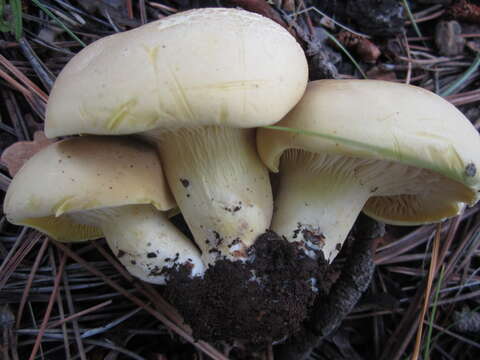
xmin=164 ymin=231 xmax=331 ymax=347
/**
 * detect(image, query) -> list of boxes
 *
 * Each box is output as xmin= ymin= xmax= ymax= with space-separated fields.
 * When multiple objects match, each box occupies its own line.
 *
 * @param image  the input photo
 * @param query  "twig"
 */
xmin=411 ymin=226 xmax=441 ymax=360
xmin=16 ymin=237 xmax=49 ymax=328
xmin=91 ymin=242 xmax=185 ymax=326
xmin=18 ymin=38 xmax=55 ymax=91
xmin=48 ymin=247 xmax=71 ymax=360
xmin=403 ymin=33 xmax=413 ymax=84
xmin=59 ymin=250 xmax=87 ymax=360
xmin=52 ymin=241 xmax=228 ymax=360
xmin=0 ymin=230 xmax=39 ymax=290
xmin=47 ymin=300 xmax=111 ymax=329
xmin=425 ymin=321 xmax=480 ymax=350
xmin=275 ymin=224 xmax=377 ymax=360
xmin=441 ymin=54 xmax=480 ymax=96
xmin=139 ymin=0 xmax=147 ymax=24
xmin=126 ymin=0 xmax=134 ymax=19
xmin=0 ymin=54 xmax=49 ymax=102
xmin=31 ymin=0 xmax=86 ymax=47
xmin=28 ymin=251 xmax=67 ymax=360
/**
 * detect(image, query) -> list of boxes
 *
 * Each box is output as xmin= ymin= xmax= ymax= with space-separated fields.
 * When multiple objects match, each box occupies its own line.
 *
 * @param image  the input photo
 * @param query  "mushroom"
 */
xmin=257 ymin=80 xmax=480 ymax=261
xmin=3 ymin=136 xmax=204 ymax=283
xmin=43 ymin=8 xmax=308 ymax=263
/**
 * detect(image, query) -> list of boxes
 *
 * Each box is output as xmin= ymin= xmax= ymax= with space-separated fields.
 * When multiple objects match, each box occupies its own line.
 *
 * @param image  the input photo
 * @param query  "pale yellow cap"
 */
xmin=45 ymin=8 xmax=308 ymax=137
xmin=258 ymin=80 xmax=480 ymax=224
xmin=4 ymin=136 xmax=175 ymax=241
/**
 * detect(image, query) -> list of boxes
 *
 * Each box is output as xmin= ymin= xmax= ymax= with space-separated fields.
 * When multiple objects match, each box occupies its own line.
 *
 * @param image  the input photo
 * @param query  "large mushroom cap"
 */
xmin=45 ymin=7 xmax=308 ymax=137
xmin=4 ymin=136 xmax=175 ymax=241
xmin=258 ymin=80 xmax=480 ymax=225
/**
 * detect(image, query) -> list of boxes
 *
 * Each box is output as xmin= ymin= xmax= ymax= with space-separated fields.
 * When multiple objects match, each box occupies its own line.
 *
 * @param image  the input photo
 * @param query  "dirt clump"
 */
xmin=164 ymin=231 xmax=330 ymax=346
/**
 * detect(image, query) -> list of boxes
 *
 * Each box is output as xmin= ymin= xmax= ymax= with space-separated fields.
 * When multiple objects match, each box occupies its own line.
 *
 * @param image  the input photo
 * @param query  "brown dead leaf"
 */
xmin=1 ymin=131 xmax=55 ymax=177
xmin=448 ymin=0 xmax=480 ymax=23
xmin=366 ymin=66 xmax=397 ymax=81
xmin=336 ymin=31 xmax=381 ymax=64
xmin=230 ymin=0 xmax=289 ymax=32
xmin=282 ymin=0 xmax=296 ymax=12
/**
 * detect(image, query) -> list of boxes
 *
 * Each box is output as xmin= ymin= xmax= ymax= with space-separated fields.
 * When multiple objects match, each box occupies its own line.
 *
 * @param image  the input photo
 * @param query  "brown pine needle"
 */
xmin=0 ymin=54 xmax=49 ymax=103
xmin=28 ymin=251 xmax=67 ymax=360
xmin=16 ymin=237 xmax=49 ymax=328
xmin=52 ymin=241 xmax=228 ymax=360
xmin=411 ymin=224 xmax=441 ymax=360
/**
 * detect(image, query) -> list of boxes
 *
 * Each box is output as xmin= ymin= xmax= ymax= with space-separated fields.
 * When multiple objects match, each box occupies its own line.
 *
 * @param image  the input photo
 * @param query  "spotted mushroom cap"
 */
xmin=257 ymin=80 xmax=480 ymax=225
xmin=3 ymin=136 xmax=175 ymax=241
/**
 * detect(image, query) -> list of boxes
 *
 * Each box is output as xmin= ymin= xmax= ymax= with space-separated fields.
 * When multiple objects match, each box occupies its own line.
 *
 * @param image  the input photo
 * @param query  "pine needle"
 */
xmin=424 ymin=266 xmax=445 ymax=359
xmin=411 ymin=225 xmax=441 ymax=360
xmin=31 ymin=0 xmax=86 ymax=47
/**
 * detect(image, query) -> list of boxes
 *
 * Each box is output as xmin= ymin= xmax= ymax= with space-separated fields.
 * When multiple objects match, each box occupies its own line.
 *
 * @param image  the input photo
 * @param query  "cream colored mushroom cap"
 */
xmin=45 ymin=8 xmax=308 ymax=138
xmin=258 ymin=79 xmax=480 ymax=224
xmin=4 ymin=136 xmax=175 ymax=241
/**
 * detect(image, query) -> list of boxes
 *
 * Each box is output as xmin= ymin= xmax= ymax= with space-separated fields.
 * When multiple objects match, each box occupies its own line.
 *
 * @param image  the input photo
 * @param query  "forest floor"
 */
xmin=1 ymin=1 xmax=480 ymax=359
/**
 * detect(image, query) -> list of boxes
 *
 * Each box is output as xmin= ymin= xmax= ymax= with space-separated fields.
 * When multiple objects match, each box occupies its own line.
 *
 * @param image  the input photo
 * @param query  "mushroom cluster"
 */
xmin=258 ymin=79 xmax=480 ymax=262
xmin=4 ymin=7 xmax=480 ymax=347
xmin=4 ymin=136 xmax=204 ymax=284
xmin=44 ymin=7 xmax=308 ymax=265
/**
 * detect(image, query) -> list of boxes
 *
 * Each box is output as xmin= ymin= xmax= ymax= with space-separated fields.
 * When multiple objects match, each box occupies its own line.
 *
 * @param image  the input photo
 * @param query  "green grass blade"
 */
xmin=0 ymin=0 xmax=10 ymax=32
xmin=262 ymin=125 xmax=465 ymax=184
xmin=401 ymin=0 xmax=424 ymax=42
xmin=440 ymin=54 xmax=480 ymax=97
xmin=31 ymin=0 xmax=86 ymax=47
xmin=10 ymin=0 xmax=22 ymax=40
xmin=323 ymin=29 xmax=368 ymax=79
xmin=424 ymin=266 xmax=445 ymax=360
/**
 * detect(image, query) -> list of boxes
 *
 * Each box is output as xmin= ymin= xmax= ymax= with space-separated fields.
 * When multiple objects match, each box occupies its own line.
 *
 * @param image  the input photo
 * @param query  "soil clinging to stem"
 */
xmin=164 ymin=231 xmax=330 ymax=346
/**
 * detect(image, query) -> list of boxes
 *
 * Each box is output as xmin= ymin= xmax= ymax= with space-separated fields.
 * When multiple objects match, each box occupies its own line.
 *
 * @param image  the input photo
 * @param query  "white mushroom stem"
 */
xmin=273 ymin=165 xmax=370 ymax=262
xmin=68 ymin=204 xmax=204 ymax=284
xmin=149 ymin=126 xmax=273 ymax=265
xmin=273 ymin=151 xmax=446 ymax=262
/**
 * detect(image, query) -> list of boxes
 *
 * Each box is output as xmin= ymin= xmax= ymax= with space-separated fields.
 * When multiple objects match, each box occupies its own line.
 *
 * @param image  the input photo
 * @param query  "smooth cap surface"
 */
xmin=4 ymin=136 xmax=175 ymax=241
xmin=45 ymin=8 xmax=308 ymax=137
xmin=258 ymin=79 xmax=480 ymax=224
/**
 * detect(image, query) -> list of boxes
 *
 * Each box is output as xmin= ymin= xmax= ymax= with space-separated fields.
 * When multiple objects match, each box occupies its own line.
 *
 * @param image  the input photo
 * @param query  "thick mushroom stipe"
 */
xmin=43 ymin=8 xmax=308 ymax=262
xmin=258 ymin=80 xmax=480 ymax=263
xmin=4 ymin=136 xmax=204 ymax=284
xmin=149 ymin=126 xmax=272 ymax=263
xmin=69 ymin=204 xmax=204 ymax=283
xmin=274 ymin=150 xmax=472 ymax=261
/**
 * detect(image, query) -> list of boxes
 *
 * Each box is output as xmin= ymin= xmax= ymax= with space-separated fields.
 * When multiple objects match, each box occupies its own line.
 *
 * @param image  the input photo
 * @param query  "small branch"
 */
xmin=275 ymin=216 xmax=379 ymax=360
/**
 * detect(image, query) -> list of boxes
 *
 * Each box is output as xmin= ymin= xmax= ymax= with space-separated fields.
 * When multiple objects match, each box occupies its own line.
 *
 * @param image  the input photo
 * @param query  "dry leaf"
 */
xmin=230 ymin=0 xmax=289 ymax=32
xmin=1 ymin=131 xmax=55 ymax=177
xmin=366 ymin=66 xmax=398 ymax=81
xmin=336 ymin=31 xmax=381 ymax=64
xmin=448 ymin=0 xmax=480 ymax=23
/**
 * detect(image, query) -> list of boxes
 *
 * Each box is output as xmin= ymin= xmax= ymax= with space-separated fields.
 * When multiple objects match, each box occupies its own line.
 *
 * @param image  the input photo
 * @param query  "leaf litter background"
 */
xmin=1 ymin=0 xmax=480 ymax=359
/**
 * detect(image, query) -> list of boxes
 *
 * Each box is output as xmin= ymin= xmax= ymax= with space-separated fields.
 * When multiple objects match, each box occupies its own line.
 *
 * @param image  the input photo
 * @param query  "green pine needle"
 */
xmin=10 ymin=0 xmax=22 ymax=40
xmin=401 ymin=0 xmax=425 ymax=43
xmin=0 ymin=0 xmax=23 ymax=39
xmin=424 ymin=266 xmax=445 ymax=360
xmin=31 ymin=0 xmax=86 ymax=47
xmin=440 ymin=54 xmax=480 ymax=97
xmin=324 ymin=29 xmax=368 ymax=79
